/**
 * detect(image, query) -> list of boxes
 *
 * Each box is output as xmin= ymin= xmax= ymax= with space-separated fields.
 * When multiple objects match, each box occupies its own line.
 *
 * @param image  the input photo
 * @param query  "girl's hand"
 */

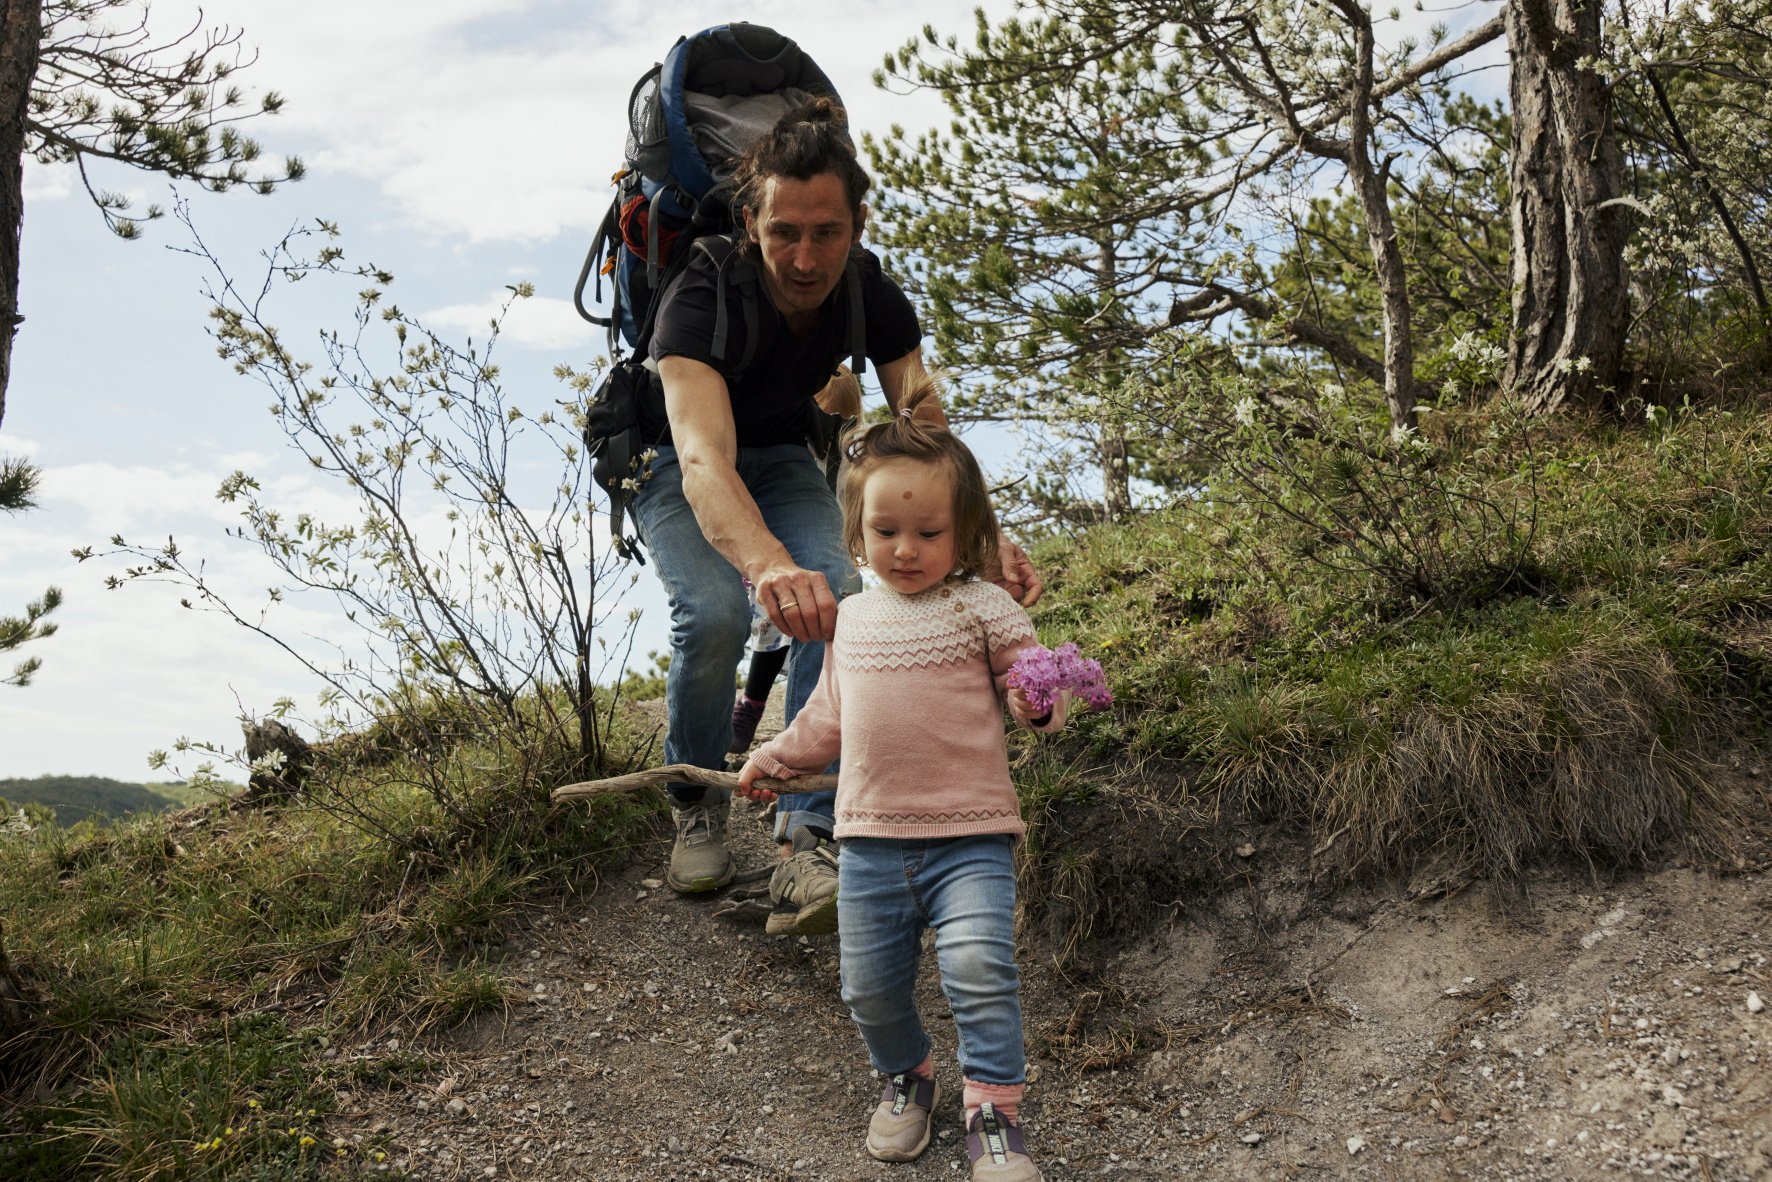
xmin=1008 ymin=687 xmax=1065 ymax=728
xmin=736 ymin=760 xmax=780 ymax=803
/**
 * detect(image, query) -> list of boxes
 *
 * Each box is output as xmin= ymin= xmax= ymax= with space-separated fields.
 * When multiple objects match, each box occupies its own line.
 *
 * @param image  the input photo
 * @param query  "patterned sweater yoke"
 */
xmin=749 ymin=579 xmax=1066 ymax=841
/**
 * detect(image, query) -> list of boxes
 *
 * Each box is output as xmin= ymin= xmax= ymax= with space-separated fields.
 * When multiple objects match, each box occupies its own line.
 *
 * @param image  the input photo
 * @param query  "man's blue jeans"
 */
xmin=838 ymin=835 xmax=1026 ymax=1086
xmin=629 ymin=444 xmax=859 ymax=839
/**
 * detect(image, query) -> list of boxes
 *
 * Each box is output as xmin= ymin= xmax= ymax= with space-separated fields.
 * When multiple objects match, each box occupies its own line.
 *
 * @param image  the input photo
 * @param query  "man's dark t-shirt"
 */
xmin=647 ymin=237 xmax=921 ymax=448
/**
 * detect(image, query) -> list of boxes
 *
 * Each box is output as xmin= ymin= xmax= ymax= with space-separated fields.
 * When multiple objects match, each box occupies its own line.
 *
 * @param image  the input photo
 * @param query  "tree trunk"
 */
xmin=1339 ymin=0 xmax=1418 ymax=433
xmin=1093 ymin=233 xmax=1131 ymax=520
xmin=1505 ymin=0 xmax=1630 ymax=415
xmin=0 ymin=0 xmax=42 ymax=429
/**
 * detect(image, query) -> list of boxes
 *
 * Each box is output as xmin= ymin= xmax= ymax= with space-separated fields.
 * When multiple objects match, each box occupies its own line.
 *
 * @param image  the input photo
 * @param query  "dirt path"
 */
xmin=326 ymin=746 xmax=1772 ymax=1181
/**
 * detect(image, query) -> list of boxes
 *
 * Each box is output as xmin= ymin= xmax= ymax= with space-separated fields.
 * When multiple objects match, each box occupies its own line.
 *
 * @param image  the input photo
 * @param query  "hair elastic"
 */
xmin=900 ymin=407 xmax=915 ymax=420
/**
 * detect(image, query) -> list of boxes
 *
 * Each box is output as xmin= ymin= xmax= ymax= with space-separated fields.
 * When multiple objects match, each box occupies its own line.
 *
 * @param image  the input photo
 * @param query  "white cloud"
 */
xmin=423 ymin=293 xmax=599 ymax=352
xmin=21 ymin=160 xmax=73 ymax=204
xmin=0 ymin=431 xmax=41 ymax=458
xmin=143 ymin=0 xmax=1014 ymax=245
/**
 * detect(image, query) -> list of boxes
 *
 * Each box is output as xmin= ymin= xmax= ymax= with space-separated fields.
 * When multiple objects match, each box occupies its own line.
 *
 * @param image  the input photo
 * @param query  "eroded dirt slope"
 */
xmin=321 ymin=767 xmax=1770 ymax=1182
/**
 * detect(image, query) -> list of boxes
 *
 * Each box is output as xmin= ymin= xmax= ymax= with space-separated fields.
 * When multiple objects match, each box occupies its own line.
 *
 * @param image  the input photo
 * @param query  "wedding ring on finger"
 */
xmin=778 ymin=600 xmax=798 ymax=611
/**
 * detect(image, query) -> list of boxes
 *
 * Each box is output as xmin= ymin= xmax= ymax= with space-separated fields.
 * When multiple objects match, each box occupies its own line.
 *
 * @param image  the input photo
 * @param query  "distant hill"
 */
xmin=0 ymin=775 xmax=208 ymax=827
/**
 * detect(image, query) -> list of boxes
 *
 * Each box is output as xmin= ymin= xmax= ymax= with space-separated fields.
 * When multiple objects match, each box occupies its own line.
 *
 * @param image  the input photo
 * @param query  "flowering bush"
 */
xmin=1007 ymin=643 xmax=1112 ymax=714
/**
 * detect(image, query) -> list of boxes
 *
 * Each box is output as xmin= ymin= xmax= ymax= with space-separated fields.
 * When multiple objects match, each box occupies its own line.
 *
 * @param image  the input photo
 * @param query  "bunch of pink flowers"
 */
xmin=1006 ymin=642 xmax=1112 ymax=714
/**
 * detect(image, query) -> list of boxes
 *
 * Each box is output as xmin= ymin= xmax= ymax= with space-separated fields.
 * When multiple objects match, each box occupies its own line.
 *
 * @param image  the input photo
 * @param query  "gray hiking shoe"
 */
xmin=666 ymin=789 xmax=734 ymax=894
xmin=867 ymin=1072 xmax=939 ymax=1162
xmin=765 ymin=825 xmax=839 ymax=935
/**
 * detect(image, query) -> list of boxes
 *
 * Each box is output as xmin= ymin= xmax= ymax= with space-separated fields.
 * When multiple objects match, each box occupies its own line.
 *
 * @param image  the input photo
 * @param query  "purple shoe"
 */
xmin=729 ymin=693 xmax=766 ymax=753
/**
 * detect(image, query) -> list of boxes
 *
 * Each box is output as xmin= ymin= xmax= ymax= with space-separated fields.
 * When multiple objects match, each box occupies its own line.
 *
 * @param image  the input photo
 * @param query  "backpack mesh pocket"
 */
xmin=625 ymin=66 xmax=669 ymax=179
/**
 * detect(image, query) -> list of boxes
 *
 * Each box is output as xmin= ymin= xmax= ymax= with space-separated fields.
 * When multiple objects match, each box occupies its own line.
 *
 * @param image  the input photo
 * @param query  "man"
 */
xmin=631 ymin=98 xmax=1040 ymax=934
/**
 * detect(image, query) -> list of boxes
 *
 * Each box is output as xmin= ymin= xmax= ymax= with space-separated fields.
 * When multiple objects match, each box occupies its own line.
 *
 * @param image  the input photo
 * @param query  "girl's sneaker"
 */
xmin=866 ymin=1072 xmax=939 ymax=1162
xmin=966 ymin=1103 xmax=1041 ymax=1181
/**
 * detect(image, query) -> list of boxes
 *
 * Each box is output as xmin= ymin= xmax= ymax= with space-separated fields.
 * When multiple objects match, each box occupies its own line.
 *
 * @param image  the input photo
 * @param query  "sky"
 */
xmin=0 ymin=0 xmax=1508 ymax=783
xmin=0 ymin=0 xmax=1023 ymax=781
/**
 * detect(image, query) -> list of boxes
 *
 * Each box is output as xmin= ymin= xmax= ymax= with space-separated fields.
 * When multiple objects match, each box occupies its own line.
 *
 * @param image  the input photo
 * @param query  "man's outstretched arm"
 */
xmin=659 ymin=355 xmax=839 ymax=642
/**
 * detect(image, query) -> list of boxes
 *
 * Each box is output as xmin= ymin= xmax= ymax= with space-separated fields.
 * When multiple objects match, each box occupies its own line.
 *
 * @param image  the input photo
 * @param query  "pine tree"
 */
xmin=0 ymin=0 xmax=302 ymax=426
xmin=0 ymin=456 xmax=57 ymax=687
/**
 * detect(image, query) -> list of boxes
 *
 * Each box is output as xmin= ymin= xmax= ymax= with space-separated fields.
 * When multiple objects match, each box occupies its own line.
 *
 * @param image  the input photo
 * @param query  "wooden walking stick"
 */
xmin=550 ymin=762 xmax=838 ymax=805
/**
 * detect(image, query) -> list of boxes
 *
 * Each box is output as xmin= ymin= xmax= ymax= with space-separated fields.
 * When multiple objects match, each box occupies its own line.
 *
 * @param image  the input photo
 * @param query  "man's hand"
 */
xmin=991 ymin=538 xmax=1044 ymax=608
xmin=753 ymin=564 xmax=839 ymax=643
xmin=737 ymin=759 xmax=784 ymax=803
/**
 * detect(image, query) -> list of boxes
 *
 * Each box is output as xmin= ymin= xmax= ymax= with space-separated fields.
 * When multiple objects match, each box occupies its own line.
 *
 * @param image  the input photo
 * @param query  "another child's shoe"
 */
xmin=729 ymin=693 xmax=766 ymax=753
xmin=866 ymin=1072 xmax=939 ymax=1162
xmin=765 ymin=825 xmax=839 ymax=935
xmin=966 ymin=1103 xmax=1041 ymax=1182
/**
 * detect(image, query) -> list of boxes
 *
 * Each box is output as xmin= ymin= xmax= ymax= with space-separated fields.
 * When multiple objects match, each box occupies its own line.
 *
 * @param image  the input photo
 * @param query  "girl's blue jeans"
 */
xmin=838 ymin=834 xmax=1026 ymax=1086
xmin=630 ymin=444 xmax=859 ymax=840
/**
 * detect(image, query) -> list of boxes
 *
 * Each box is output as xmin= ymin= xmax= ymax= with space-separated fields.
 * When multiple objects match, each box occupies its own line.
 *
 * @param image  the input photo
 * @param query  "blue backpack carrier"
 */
xmin=573 ymin=23 xmax=865 ymax=558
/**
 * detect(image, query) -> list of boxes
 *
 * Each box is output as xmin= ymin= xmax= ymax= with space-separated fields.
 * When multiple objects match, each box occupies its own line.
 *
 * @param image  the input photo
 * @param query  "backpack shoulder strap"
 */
xmin=690 ymin=233 xmax=764 ymax=374
xmin=844 ymin=258 xmax=867 ymax=378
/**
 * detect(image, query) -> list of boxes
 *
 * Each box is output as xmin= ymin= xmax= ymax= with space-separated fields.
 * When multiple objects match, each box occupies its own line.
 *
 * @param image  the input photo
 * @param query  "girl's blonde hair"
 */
xmin=838 ymin=375 xmax=1000 ymax=582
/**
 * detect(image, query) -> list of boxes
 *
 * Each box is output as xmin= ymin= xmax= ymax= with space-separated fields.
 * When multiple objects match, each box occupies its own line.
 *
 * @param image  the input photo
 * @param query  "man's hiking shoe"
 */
xmin=866 ymin=1072 xmax=939 ymax=1162
xmin=666 ymin=789 xmax=734 ymax=893
xmin=967 ymin=1104 xmax=1041 ymax=1182
xmin=729 ymin=693 xmax=766 ymax=753
xmin=766 ymin=825 xmax=839 ymax=935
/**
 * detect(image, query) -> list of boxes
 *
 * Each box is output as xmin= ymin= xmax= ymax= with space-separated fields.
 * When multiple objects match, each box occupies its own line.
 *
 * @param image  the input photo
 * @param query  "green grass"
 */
xmin=1013 ymin=396 xmax=1772 ymax=961
xmin=0 ymin=695 xmax=659 ymax=1180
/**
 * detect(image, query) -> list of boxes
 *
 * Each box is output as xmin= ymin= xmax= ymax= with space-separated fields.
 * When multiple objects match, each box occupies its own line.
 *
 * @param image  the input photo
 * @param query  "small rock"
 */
xmin=446 ymin=1098 xmax=467 ymax=1116
xmin=1749 ymin=991 xmax=1765 ymax=1014
xmin=1235 ymin=843 xmax=1256 ymax=858
xmin=1347 ymin=1136 xmax=1367 ymax=1156
xmin=1241 ymin=1131 xmax=1263 ymax=1145
xmin=641 ymin=878 xmax=664 ymax=889
xmin=385 ymin=1038 xmax=401 ymax=1053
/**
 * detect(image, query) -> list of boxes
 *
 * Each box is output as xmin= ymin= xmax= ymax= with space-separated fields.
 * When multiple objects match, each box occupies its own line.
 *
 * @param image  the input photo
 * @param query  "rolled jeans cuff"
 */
xmin=773 ymin=787 xmax=837 ymax=843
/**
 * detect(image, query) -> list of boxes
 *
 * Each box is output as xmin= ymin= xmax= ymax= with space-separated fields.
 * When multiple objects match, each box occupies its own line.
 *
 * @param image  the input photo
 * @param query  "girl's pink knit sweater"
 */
xmin=748 ymin=579 xmax=1065 ymax=840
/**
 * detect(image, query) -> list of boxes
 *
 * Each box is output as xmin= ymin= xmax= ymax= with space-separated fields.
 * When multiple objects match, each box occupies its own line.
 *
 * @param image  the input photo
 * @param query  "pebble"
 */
xmin=1240 ymin=1132 xmax=1262 ymax=1145
xmin=1347 ymin=1136 xmax=1367 ymax=1155
xmin=447 ymin=1098 xmax=467 ymax=1116
xmin=641 ymin=878 xmax=664 ymax=889
xmin=1749 ymin=991 xmax=1765 ymax=1014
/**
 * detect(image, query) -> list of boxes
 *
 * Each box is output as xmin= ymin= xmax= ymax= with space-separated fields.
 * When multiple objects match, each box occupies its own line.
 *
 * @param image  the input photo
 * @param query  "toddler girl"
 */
xmin=739 ymin=378 xmax=1063 ymax=1182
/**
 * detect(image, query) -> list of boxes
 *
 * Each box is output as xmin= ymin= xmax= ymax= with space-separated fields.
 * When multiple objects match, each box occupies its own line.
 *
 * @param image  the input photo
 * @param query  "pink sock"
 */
xmin=906 ymin=1052 xmax=935 ymax=1080
xmin=963 ymin=1079 xmax=1023 ymax=1127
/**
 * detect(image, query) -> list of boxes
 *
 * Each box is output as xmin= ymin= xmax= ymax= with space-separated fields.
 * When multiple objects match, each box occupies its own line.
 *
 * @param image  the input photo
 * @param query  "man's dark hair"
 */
xmin=734 ymin=97 xmax=871 ymax=228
